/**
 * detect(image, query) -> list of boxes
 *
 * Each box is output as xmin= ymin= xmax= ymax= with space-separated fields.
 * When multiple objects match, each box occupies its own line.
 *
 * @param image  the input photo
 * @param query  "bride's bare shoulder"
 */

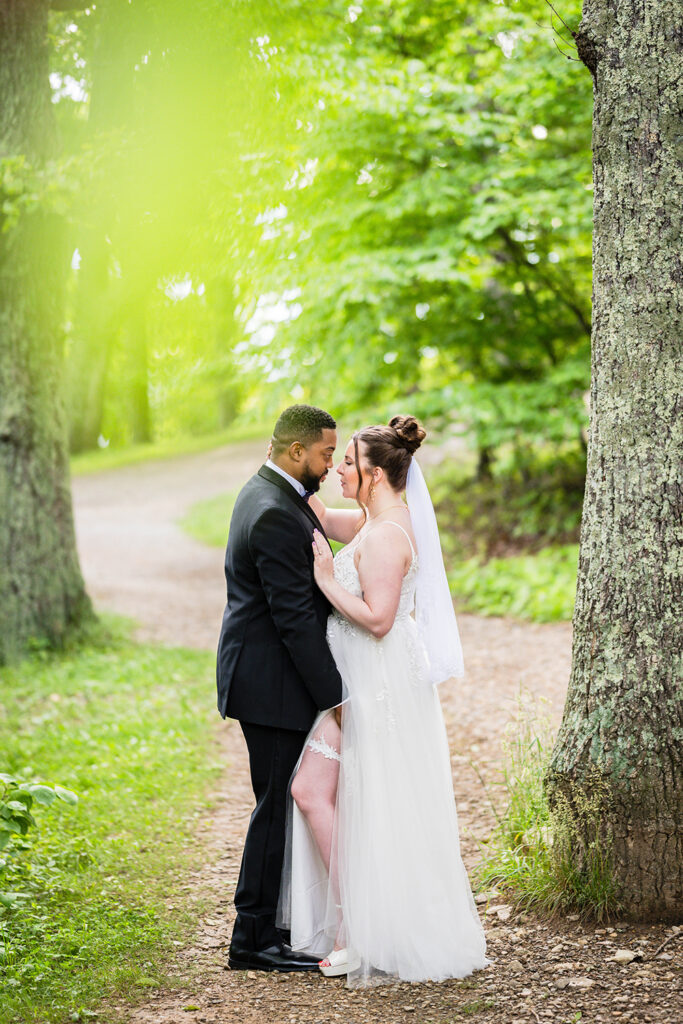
xmin=357 ymin=517 xmax=415 ymax=567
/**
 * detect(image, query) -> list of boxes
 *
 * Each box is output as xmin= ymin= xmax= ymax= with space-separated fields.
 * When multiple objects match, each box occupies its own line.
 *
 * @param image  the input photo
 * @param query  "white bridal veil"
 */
xmin=405 ymin=457 xmax=464 ymax=684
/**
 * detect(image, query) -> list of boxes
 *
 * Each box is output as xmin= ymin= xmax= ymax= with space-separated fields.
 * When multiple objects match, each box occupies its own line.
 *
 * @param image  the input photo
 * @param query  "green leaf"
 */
xmin=55 ymin=785 xmax=79 ymax=805
xmin=6 ymin=800 xmax=30 ymax=814
xmin=0 ymin=891 xmax=28 ymax=908
xmin=9 ymin=790 xmax=32 ymax=809
xmin=27 ymin=784 xmax=56 ymax=806
xmin=0 ymin=820 xmax=22 ymax=835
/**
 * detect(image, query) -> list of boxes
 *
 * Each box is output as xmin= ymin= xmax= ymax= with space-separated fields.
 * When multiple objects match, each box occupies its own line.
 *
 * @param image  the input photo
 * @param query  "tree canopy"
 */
xmin=23 ymin=0 xmax=591 ymax=468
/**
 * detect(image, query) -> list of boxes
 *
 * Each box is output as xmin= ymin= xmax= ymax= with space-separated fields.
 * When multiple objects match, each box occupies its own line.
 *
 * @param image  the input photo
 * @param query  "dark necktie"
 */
xmin=302 ymin=490 xmax=314 ymax=503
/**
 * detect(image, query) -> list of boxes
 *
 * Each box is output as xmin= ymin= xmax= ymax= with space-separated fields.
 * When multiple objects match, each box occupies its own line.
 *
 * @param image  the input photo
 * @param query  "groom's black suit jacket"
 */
xmin=216 ymin=464 xmax=343 ymax=731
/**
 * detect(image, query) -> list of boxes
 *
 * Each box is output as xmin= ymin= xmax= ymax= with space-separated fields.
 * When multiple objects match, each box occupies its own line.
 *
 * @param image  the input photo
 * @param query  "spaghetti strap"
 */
xmin=369 ymin=520 xmax=416 ymax=559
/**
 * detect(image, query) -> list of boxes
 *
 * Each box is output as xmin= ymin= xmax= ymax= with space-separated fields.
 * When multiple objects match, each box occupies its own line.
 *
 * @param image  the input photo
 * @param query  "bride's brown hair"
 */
xmin=351 ymin=415 xmax=426 ymax=518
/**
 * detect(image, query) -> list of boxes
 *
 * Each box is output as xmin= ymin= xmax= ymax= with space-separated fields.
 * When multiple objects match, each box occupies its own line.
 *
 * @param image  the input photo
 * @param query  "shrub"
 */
xmin=476 ymin=694 xmax=622 ymax=921
xmin=0 ymin=775 xmax=78 ymax=910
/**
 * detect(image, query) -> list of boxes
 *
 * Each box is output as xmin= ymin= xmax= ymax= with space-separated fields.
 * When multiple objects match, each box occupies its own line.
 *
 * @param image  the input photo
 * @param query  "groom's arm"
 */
xmin=249 ymin=507 xmax=344 ymax=711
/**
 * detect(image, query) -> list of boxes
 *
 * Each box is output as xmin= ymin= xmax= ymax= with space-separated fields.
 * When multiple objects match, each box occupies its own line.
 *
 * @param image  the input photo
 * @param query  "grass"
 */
xmin=179 ymin=490 xmax=345 ymax=556
xmin=447 ymin=545 xmax=578 ymax=622
xmin=459 ymin=998 xmax=496 ymax=1016
xmin=179 ymin=491 xmax=238 ymax=549
xmin=475 ymin=692 xmax=623 ymax=922
xmin=0 ymin=620 xmax=224 ymax=1024
xmin=70 ymin=421 xmax=268 ymax=477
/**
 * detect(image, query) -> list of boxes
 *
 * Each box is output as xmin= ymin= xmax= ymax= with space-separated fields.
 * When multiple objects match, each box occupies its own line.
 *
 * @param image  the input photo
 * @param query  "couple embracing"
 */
xmin=216 ymin=404 xmax=488 ymax=987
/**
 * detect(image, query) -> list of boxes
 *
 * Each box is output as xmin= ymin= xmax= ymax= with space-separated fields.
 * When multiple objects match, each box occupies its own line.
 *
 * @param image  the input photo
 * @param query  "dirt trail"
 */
xmin=72 ymin=446 xmax=680 ymax=1024
xmin=72 ymin=440 xmax=266 ymax=649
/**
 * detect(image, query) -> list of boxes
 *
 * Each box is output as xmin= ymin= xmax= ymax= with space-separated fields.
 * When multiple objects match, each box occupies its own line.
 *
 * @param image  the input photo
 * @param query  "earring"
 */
xmin=368 ymin=480 xmax=375 ymax=504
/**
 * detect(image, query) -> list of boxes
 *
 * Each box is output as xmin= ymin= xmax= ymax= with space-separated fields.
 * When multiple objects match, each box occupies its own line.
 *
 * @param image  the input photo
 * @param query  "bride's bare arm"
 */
xmin=308 ymin=495 xmax=364 ymax=544
xmin=312 ymin=526 xmax=409 ymax=638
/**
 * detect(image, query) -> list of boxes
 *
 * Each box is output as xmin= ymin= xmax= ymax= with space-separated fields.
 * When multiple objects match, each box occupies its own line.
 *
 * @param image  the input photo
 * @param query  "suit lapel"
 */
xmin=257 ymin=464 xmax=331 ymax=544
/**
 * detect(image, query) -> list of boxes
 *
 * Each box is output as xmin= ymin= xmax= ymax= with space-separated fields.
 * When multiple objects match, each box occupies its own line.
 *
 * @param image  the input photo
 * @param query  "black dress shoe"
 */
xmin=228 ymin=942 xmax=320 ymax=972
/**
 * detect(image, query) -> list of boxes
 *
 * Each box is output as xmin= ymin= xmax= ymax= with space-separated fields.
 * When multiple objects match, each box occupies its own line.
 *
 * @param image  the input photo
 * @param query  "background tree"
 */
xmin=58 ymin=0 xmax=285 ymax=451
xmin=0 ymin=0 xmax=92 ymax=662
xmin=0 ymin=0 xmax=278 ymax=658
xmin=48 ymin=0 xmax=593 ymax=475
xmin=244 ymin=0 xmax=592 ymax=475
xmin=546 ymin=0 xmax=683 ymax=918
xmin=61 ymin=1 xmax=144 ymax=451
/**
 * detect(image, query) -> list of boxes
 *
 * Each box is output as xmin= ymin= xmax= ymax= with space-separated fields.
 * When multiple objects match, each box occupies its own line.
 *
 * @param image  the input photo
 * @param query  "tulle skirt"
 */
xmin=277 ymin=611 xmax=489 ymax=987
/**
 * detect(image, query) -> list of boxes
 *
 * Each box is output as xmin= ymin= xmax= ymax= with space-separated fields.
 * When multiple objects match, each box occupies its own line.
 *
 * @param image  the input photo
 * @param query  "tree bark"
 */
xmin=0 ymin=1 xmax=93 ymax=661
xmin=546 ymin=1 xmax=683 ymax=919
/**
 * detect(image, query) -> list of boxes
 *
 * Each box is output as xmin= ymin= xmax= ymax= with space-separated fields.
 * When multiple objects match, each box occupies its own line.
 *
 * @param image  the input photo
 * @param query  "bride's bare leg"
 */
xmin=290 ymin=712 xmax=341 ymax=872
xmin=290 ymin=712 xmax=346 ymax=953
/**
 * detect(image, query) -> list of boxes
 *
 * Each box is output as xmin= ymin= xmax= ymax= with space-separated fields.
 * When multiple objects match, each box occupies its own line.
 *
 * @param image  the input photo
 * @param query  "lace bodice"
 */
xmin=330 ymin=528 xmax=419 ymax=633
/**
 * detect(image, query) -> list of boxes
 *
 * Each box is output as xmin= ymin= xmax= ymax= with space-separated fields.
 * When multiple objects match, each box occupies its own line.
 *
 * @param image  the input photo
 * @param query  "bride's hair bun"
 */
xmin=389 ymin=414 xmax=426 ymax=454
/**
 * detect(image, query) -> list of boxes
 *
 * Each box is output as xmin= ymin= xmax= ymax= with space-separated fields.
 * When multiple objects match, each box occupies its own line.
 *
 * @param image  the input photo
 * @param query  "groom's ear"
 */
xmin=289 ymin=441 xmax=304 ymax=461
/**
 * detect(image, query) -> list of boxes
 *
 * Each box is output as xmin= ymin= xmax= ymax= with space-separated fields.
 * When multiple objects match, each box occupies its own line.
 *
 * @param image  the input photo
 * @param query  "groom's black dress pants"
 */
xmin=231 ymin=721 xmax=307 ymax=952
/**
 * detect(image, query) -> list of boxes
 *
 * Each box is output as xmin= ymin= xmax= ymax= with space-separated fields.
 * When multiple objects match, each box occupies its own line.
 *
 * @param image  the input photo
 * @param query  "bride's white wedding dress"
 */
xmin=277 ymin=523 xmax=488 ymax=986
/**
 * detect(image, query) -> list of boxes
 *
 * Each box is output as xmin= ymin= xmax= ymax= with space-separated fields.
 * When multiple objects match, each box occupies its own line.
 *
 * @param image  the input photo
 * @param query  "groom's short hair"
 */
xmin=271 ymin=404 xmax=336 ymax=456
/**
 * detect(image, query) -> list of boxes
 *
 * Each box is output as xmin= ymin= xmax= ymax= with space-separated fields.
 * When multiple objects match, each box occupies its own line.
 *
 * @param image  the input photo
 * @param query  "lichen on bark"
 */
xmin=0 ymin=1 xmax=93 ymax=662
xmin=547 ymin=0 xmax=683 ymax=920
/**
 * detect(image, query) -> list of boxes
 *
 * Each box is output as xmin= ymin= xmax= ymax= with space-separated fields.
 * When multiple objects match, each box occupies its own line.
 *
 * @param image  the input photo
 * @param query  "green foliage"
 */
xmin=448 ymin=546 xmax=578 ymax=622
xmin=0 ymin=154 xmax=83 ymax=233
xmin=0 ymin=627 xmax=222 ymax=1023
xmin=459 ymin=998 xmax=497 ymax=1016
xmin=429 ymin=447 xmax=582 ymax=621
xmin=432 ymin=449 xmax=585 ymax=560
xmin=0 ymin=775 xmax=78 ymax=911
xmin=435 ymin=357 xmax=590 ymax=472
xmin=45 ymin=1 xmax=281 ymax=452
xmin=70 ymin=422 xmax=267 ymax=477
xmin=476 ymin=695 xmax=623 ymax=921
xmin=248 ymin=0 xmax=592 ymax=433
xmin=31 ymin=0 xmax=592 ymax=463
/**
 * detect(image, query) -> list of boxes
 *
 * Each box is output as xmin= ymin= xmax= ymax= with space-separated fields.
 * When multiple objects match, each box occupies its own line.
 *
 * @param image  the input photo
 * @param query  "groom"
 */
xmin=216 ymin=404 xmax=343 ymax=972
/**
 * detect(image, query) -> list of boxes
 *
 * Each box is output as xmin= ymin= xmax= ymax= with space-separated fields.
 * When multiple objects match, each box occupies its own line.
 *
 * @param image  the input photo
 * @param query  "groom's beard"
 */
xmin=300 ymin=464 xmax=327 ymax=494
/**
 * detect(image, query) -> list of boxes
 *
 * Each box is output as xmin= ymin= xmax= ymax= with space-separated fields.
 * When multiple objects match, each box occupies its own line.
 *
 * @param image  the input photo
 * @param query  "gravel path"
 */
xmin=72 ymin=446 xmax=681 ymax=1024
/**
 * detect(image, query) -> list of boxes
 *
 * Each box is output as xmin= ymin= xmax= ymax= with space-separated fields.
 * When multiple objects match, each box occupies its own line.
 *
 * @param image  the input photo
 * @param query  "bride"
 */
xmin=276 ymin=415 xmax=488 ymax=986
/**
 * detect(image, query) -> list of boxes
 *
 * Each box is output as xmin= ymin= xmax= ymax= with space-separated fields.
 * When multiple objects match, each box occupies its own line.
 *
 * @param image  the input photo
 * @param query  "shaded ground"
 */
xmin=72 ymin=446 xmax=681 ymax=1024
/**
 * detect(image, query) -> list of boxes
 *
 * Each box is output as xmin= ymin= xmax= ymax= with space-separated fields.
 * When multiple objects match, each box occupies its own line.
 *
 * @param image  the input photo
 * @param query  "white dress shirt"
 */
xmin=266 ymin=459 xmax=307 ymax=499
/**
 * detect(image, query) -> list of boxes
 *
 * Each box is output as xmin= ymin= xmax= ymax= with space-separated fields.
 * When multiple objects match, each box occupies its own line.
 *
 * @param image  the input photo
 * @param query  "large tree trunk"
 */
xmin=0 ymin=1 xmax=93 ymax=662
xmin=546 ymin=1 xmax=683 ymax=919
